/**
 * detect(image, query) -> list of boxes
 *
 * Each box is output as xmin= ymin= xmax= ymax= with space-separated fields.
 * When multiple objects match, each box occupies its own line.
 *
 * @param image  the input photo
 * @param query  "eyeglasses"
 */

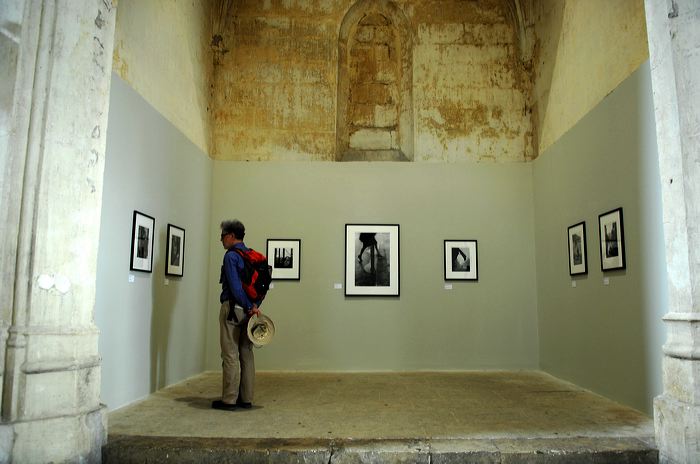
xmin=220 ymin=233 xmax=230 ymax=240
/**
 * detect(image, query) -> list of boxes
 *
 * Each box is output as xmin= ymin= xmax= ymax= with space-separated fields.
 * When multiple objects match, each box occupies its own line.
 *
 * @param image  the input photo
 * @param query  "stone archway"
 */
xmin=336 ymin=0 xmax=413 ymax=161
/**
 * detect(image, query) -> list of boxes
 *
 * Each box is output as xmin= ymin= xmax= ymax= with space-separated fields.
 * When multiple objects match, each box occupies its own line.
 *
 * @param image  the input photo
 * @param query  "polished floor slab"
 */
xmin=105 ymin=370 xmax=656 ymax=463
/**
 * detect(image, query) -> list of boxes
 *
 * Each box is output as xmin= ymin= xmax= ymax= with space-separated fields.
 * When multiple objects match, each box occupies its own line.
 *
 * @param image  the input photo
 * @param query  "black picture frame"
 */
xmin=165 ymin=224 xmax=185 ymax=277
xmin=130 ymin=210 xmax=155 ymax=273
xmin=266 ymin=239 xmax=301 ymax=280
xmin=598 ymin=207 xmax=626 ymax=271
xmin=444 ymin=240 xmax=478 ymax=281
xmin=567 ymin=221 xmax=588 ymax=276
xmin=345 ymin=224 xmax=400 ymax=296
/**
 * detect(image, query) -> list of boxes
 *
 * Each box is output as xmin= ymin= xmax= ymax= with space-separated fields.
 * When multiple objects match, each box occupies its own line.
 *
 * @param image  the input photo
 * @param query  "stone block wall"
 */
xmin=211 ymin=1 xmax=339 ymax=161
xmin=210 ymin=0 xmax=533 ymax=162
xmin=411 ymin=1 xmax=533 ymax=161
xmin=347 ymin=13 xmax=400 ymax=152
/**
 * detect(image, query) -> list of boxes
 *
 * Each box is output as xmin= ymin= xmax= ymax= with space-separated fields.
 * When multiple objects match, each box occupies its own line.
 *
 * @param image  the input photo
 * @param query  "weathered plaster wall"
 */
xmin=346 ymin=13 xmax=402 ymax=152
xmin=412 ymin=0 xmax=533 ymax=161
xmin=531 ymin=0 xmax=649 ymax=155
xmin=112 ymin=0 xmax=213 ymax=155
xmin=211 ymin=0 xmax=339 ymax=161
xmin=211 ymin=0 xmax=533 ymax=162
xmin=107 ymin=1 xmax=648 ymax=162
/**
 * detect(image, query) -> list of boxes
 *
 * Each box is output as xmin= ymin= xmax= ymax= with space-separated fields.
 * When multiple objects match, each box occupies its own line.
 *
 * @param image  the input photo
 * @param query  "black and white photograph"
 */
xmin=166 ymin=224 xmax=185 ymax=277
xmin=598 ymin=207 xmax=626 ymax=271
xmin=266 ymin=239 xmax=301 ymax=280
xmin=444 ymin=240 xmax=478 ymax=281
xmin=130 ymin=210 xmax=155 ymax=272
xmin=345 ymin=224 xmax=400 ymax=296
xmin=567 ymin=221 xmax=588 ymax=276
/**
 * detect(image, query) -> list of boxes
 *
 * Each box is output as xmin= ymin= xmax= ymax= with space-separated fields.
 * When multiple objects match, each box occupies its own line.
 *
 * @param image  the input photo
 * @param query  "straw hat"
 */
xmin=247 ymin=314 xmax=275 ymax=348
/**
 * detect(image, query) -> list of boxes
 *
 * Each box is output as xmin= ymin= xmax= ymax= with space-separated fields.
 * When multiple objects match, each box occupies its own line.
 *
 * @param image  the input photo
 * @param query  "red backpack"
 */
xmin=232 ymin=248 xmax=272 ymax=301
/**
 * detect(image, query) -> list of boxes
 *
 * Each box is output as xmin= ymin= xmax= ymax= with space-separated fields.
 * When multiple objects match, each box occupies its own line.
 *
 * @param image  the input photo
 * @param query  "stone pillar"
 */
xmin=0 ymin=0 xmax=24 ymax=432
xmin=0 ymin=0 xmax=116 ymax=462
xmin=644 ymin=0 xmax=700 ymax=463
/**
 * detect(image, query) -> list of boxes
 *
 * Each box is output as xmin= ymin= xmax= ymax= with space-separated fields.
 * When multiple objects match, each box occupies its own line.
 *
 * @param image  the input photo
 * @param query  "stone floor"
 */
xmin=104 ymin=370 xmax=657 ymax=463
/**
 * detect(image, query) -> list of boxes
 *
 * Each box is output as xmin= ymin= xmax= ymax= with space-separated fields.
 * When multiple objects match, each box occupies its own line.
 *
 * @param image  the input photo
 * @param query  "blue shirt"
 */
xmin=219 ymin=242 xmax=258 ymax=311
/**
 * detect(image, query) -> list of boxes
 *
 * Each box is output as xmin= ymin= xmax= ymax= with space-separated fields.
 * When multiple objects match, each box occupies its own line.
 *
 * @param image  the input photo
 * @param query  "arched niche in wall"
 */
xmin=337 ymin=0 xmax=413 ymax=162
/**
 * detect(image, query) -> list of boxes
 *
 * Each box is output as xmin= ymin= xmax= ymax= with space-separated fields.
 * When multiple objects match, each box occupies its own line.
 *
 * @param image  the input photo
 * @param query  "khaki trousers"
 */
xmin=219 ymin=301 xmax=255 ymax=404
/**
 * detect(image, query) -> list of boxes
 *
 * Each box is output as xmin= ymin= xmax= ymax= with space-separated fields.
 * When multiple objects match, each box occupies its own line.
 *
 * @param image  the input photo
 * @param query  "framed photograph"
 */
xmin=166 ymin=224 xmax=185 ymax=277
xmin=598 ymin=207 xmax=626 ymax=271
xmin=444 ymin=240 xmax=478 ymax=281
xmin=567 ymin=221 xmax=588 ymax=276
xmin=130 ymin=210 xmax=155 ymax=273
xmin=267 ymin=239 xmax=301 ymax=280
xmin=345 ymin=224 xmax=400 ymax=296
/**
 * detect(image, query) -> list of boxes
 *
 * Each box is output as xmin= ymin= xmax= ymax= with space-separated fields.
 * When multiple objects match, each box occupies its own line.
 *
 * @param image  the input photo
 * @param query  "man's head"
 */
xmin=220 ymin=219 xmax=245 ymax=249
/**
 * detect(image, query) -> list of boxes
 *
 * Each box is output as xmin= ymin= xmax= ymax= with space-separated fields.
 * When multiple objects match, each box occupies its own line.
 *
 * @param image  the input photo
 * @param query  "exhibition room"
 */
xmin=1 ymin=0 xmax=697 ymax=462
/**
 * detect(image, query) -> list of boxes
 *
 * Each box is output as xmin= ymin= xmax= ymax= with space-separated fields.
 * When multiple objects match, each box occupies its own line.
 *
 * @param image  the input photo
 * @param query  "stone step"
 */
xmin=103 ymin=435 xmax=657 ymax=464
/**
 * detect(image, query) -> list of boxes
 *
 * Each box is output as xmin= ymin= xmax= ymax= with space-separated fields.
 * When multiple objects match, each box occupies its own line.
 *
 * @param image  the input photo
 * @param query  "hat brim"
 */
xmin=247 ymin=314 xmax=275 ymax=347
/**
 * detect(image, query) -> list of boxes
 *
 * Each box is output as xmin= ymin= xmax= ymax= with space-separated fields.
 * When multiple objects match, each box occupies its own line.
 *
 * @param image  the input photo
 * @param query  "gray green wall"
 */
xmin=206 ymin=162 xmax=540 ymax=371
xmin=97 ymin=61 xmax=667 ymax=416
xmin=95 ymin=74 xmax=213 ymax=410
xmin=533 ymin=61 xmax=667 ymax=414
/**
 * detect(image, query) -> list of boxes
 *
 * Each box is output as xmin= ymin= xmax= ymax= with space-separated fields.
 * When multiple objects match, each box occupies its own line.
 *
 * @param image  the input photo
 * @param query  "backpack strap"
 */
xmin=230 ymin=247 xmax=250 ymax=274
xmin=230 ymin=247 xmax=259 ymax=300
xmin=230 ymin=246 xmax=248 ymax=262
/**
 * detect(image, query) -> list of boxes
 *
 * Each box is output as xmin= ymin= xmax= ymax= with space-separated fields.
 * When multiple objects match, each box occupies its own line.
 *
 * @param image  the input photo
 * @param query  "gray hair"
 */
xmin=220 ymin=219 xmax=245 ymax=239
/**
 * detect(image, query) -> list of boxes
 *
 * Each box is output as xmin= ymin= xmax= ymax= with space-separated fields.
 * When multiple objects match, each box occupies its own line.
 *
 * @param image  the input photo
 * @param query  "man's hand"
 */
xmin=248 ymin=304 xmax=261 ymax=317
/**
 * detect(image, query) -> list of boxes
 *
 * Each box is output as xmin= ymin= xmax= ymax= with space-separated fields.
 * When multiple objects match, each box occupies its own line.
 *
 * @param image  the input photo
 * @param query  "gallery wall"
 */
xmin=95 ymin=62 xmax=668 ymax=417
xmin=206 ymin=162 xmax=540 ymax=371
xmin=95 ymin=74 xmax=213 ymax=411
xmin=533 ymin=61 xmax=667 ymax=414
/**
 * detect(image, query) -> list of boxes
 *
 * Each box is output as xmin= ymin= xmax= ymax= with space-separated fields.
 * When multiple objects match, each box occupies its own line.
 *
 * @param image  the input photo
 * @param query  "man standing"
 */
xmin=213 ymin=219 xmax=261 ymax=411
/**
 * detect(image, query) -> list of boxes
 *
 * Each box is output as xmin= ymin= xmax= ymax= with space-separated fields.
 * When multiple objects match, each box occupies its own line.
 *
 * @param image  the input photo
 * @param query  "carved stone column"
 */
xmin=644 ymin=0 xmax=700 ymax=462
xmin=0 ymin=0 xmax=116 ymax=461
